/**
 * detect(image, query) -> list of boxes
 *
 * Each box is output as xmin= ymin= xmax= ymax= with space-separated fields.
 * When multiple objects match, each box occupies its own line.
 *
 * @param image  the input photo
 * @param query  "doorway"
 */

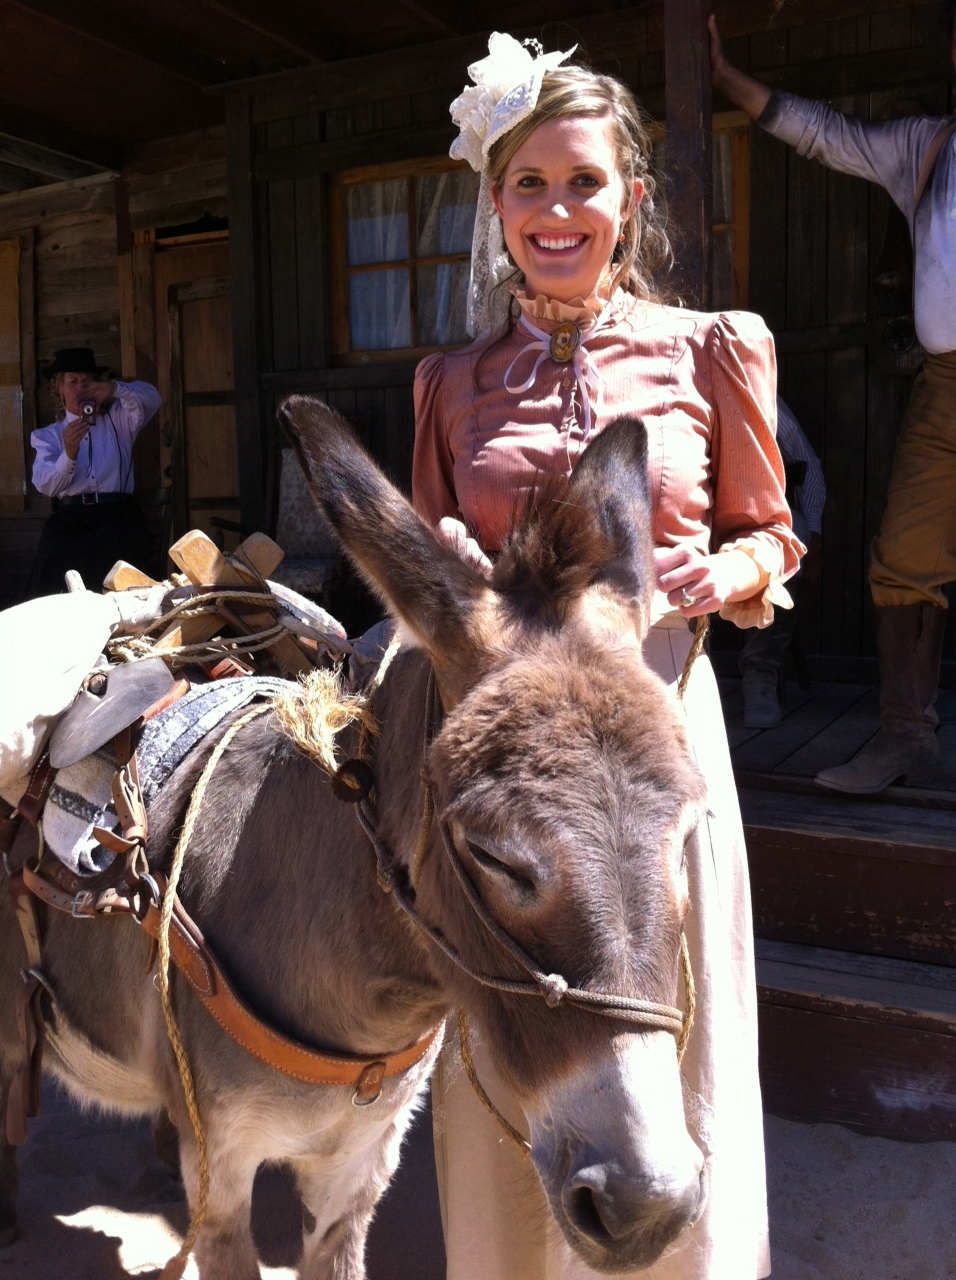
xmin=150 ymin=236 xmax=239 ymax=546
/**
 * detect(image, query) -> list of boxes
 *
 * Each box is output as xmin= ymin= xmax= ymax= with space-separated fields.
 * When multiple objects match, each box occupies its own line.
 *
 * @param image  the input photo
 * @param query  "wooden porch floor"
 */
xmin=717 ymin=676 xmax=956 ymax=806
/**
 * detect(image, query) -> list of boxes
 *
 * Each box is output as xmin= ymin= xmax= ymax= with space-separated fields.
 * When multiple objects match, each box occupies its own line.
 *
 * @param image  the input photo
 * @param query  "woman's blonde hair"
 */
xmin=52 ymin=373 xmax=69 ymax=421
xmin=487 ymin=64 xmax=673 ymax=305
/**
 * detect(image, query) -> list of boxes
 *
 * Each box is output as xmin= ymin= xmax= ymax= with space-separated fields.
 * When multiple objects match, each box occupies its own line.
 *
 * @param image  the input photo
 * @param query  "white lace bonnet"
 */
xmin=449 ymin=32 xmax=576 ymax=338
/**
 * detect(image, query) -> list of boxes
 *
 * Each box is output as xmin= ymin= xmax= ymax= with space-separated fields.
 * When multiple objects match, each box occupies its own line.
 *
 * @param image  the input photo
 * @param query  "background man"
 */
xmin=710 ymin=7 xmax=956 ymax=793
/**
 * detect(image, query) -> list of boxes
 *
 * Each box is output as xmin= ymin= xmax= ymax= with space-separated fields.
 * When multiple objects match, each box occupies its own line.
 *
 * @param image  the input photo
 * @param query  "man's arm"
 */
xmin=708 ymin=15 xmax=771 ymax=120
xmin=708 ymin=13 xmax=937 ymax=216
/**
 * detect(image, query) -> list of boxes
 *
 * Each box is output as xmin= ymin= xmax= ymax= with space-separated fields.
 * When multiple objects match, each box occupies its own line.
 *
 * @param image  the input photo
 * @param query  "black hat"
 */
xmin=44 ymin=347 xmax=109 ymax=379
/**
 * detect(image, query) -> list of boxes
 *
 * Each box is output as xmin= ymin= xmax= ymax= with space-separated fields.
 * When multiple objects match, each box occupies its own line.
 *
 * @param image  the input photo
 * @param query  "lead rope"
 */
xmin=158 ymin=702 xmax=274 ymax=1280
xmin=456 ymin=612 xmax=707 ymax=1159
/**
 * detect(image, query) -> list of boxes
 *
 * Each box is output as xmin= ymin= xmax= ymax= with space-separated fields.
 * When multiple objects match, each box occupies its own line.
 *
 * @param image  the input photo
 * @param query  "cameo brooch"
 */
xmin=549 ymin=321 xmax=582 ymax=364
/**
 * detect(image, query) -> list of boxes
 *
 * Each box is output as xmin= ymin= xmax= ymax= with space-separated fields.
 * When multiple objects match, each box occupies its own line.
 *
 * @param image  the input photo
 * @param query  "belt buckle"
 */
xmin=81 ymin=493 xmax=97 ymax=506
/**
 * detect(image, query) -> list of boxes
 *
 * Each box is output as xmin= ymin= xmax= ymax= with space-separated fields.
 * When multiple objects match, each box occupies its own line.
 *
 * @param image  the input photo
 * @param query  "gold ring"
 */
xmin=680 ymin=588 xmax=696 ymax=608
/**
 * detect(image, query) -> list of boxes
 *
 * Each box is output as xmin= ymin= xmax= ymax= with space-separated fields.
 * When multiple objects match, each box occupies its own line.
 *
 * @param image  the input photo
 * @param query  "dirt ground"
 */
xmin=1 ymin=1082 xmax=955 ymax=1279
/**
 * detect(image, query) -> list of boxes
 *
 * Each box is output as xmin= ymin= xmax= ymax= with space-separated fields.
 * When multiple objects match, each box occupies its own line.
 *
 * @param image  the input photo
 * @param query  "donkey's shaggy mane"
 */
xmin=492 ymin=473 xmax=612 ymax=624
xmin=272 ymin=667 xmax=376 ymax=773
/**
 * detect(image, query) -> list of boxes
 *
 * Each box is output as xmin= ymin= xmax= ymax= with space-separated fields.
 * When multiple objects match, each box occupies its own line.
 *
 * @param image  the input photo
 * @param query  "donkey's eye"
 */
xmin=466 ymin=841 xmax=535 ymax=892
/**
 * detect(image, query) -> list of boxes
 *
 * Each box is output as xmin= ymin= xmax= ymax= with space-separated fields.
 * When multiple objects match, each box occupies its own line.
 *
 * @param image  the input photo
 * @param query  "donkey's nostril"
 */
xmin=565 ymin=1182 xmax=614 ymax=1243
xmin=562 ymin=1162 xmax=703 ymax=1250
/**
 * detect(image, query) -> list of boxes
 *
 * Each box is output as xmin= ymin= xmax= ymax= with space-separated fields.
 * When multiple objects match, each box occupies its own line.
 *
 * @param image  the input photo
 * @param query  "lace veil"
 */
xmin=449 ymin=33 xmax=576 ymax=339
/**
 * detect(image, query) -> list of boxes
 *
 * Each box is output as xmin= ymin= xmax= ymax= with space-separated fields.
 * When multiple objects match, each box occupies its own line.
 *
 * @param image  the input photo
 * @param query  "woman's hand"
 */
xmin=654 ymin=545 xmax=766 ymax=618
xmin=436 ymin=517 xmax=493 ymax=577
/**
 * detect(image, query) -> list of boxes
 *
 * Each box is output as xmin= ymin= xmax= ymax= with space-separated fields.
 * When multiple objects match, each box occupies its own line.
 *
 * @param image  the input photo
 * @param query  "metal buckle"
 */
xmin=81 ymin=492 xmax=97 ymax=505
xmin=139 ymin=873 xmax=162 ymax=909
xmin=352 ymin=1061 xmax=386 ymax=1106
xmin=71 ymin=891 xmax=96 ymax=918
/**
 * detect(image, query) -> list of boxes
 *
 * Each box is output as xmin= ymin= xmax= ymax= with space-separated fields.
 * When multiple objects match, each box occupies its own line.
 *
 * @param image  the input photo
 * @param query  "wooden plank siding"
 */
xmin=221 ymin=0 xmax=953 ymax=665
xmin=0 ymin=134 xmax=229 ymax=605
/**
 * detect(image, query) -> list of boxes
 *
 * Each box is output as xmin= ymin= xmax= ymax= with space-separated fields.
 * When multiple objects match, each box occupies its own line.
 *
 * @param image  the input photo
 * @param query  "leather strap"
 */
xmin=5 ymin=871 xmax=47 ymax=1146
xmin=137 ymin=890 xmax=440 ymax=1100
xmin=16 ymin=856 xmax=440 ymax=1103
xmin=7 ymin=974 xmax=45 ymax=1145
xmin=0 ymin=798 xmax=20 ymax=859
xmin=17 ymin=752 xmax=56 ymax=826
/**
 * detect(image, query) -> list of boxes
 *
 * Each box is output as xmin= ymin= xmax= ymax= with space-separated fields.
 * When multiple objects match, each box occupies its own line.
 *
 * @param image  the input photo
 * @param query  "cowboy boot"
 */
xmin=815 ymin=603 xmax=945 ymax=794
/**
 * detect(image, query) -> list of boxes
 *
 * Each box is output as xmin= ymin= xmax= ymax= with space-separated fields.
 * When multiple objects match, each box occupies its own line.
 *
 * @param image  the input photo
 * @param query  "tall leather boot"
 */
xmin=815 ymin=603 xmax=945 ymax=794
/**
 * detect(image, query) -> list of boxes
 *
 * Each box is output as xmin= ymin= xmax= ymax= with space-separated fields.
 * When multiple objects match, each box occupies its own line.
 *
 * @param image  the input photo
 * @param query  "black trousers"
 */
xmin=30 ymin=498 xmax=150 ymax=598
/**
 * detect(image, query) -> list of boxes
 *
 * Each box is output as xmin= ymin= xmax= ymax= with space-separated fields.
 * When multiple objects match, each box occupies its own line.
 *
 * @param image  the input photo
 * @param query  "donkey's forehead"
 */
xmin=435 ymin=638 xmax=700 ymax=802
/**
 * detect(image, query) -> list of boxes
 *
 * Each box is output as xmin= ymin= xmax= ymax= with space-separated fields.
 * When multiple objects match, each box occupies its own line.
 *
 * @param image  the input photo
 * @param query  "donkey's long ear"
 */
xmin=277 ymin=396 xmax=491 ymax=699
xmin=569 ymin=417 xmax=655 ymax=613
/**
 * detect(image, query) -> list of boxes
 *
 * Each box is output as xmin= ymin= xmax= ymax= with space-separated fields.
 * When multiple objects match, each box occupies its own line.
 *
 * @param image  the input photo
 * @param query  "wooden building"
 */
xmin=0 ymin=0 xmax=955 ymax=1139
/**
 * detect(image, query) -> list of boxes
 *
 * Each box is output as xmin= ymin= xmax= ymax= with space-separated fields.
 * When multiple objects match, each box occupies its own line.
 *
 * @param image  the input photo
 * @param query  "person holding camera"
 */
xmin=29 ymin=347 xmax=161 ymax=597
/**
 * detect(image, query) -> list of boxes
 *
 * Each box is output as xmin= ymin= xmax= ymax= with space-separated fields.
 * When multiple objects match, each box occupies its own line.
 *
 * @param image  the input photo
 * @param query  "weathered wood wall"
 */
xmin=0 ymin=129 xmax=227 ymax=606
xmin=225 ymin=0 xmax=954 ymax=662
xmin=224 ymin=13 xmax=673 ymax=538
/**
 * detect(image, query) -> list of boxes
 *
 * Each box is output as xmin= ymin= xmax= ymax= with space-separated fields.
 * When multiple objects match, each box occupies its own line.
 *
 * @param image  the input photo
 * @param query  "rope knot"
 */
xmin=540 ymin=972 xmax=569 ymax=1008
xmin=376 ymin=864 xmax=397 ymax=894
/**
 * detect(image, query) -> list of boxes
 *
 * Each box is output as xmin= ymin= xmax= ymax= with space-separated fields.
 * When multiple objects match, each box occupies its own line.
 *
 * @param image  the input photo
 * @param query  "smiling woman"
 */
xmin=490 ymin=115 xmax=637 ymax=305
xmin=411 ymin=30 xmax=804 ymax=1280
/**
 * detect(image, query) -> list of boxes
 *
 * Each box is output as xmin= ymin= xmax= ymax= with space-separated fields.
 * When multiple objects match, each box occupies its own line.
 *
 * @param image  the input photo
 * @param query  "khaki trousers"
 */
xmin=870 ymin=350 xmax=956 ymax=609
xmin=432 ymin=614 xmax=770 ymax=1280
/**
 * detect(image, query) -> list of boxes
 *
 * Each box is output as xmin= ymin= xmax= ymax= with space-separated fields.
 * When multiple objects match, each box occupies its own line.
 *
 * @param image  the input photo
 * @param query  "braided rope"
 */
xmin=157 ymin=702 xmax=274 ymax=1280
xmin=457 ymin=1010 xmax=531 ymax=1159
xmin=105 ymin=589 xmax=290 ymax=667
xmin=676 ymin=613 xmax=710 ymax=701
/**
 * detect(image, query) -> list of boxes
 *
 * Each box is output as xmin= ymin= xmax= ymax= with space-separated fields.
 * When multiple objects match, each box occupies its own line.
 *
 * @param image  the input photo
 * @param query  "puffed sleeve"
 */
xmin=111 ymin=381 xmax=162 ymax=438
xmin=708 ymin=313 xmax=805 ymax=628
xmin=30 ymin=424 xmax=76 ymax=497
xmin=412 ymin=353 xmax=459 ymax=526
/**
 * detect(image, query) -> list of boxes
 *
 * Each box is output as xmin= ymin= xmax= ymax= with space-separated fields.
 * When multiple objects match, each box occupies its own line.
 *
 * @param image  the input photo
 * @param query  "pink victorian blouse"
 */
xmin=412 ymin=291 xmax=803 ymax=627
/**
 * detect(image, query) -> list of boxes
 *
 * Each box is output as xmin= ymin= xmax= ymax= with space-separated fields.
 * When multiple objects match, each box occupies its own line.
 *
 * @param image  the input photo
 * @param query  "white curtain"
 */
xmin=346 ymin=169 xmax=478 ymax=349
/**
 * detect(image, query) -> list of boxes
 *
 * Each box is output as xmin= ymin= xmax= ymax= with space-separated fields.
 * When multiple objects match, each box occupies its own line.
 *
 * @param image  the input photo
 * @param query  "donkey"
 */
xmin=0 ymin=396 xmax=707 ymax=1278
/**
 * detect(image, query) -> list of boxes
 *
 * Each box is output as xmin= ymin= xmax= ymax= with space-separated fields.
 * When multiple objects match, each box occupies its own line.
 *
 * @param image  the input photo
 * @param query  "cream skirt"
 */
xmin=432 ymin=613 xmax=770 ymax=1280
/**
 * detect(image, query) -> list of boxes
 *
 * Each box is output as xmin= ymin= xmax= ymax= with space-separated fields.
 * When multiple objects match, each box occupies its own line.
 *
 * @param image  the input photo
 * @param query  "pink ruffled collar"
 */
xmin=511 ymin=283 xmax=616 ymax=331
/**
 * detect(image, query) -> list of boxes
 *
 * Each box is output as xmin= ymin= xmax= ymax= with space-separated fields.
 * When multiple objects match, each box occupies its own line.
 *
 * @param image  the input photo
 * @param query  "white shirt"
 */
xmin=31 ymin=380 xmax=162 ymax=498
xmin=760 ymin=91 xmax=956 ymax=355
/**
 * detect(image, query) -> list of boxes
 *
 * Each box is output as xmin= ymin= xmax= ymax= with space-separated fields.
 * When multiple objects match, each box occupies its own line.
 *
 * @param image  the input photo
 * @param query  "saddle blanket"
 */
xmin=43 ymin=675 xmax=294 ymax=876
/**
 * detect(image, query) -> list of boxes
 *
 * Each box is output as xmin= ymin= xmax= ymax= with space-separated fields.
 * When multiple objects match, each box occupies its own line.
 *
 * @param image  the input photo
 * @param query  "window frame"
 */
xmin=647 ymin=109 xmax=751 ymax=308
xmin=329 ymin=154 xmax=477 ymax=364
xmin=329 ymin=113 xmax=750 ymax=363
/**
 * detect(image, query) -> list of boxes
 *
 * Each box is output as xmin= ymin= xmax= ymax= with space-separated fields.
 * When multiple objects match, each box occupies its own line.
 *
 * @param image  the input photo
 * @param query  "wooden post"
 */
xmin=664 ymin=0 xmax=713 ymax=309
xmin=225 ymin=91 xmax=267 ymax=535
xmin=115 ymin=178 xmax=136 ymax=380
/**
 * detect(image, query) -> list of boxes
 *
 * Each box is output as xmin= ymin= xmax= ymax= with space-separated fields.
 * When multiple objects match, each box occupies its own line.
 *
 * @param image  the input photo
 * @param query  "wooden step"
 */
xmin=740 ymin=786 xmax=956 ymax=965
xmin=756 ymin=940 xmax=956 ymax=1141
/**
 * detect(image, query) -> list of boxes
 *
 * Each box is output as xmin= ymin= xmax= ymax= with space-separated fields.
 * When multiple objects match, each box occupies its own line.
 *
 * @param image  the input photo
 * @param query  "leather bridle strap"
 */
xmin=135 ymin=884 xmax=440 ymax=1101
xmin=355 ymin=798 xmax=685 ymax=1038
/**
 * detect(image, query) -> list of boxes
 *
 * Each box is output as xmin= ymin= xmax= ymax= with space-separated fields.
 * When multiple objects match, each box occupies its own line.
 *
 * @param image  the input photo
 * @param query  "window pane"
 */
xmin=349 ymin=269 xmax=410 ymax=349
xmin=417 ymin=262 xmax=471 ymax=346
xmin=416 ymin=170 xmax=479 ymax=256
xmin=346 ymin=179 xmax=408 ymax=265
xmin=712 ymin=132 xmax=733 ymax=225
xmin=712 ymin=230 xmax=734 ymax=310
